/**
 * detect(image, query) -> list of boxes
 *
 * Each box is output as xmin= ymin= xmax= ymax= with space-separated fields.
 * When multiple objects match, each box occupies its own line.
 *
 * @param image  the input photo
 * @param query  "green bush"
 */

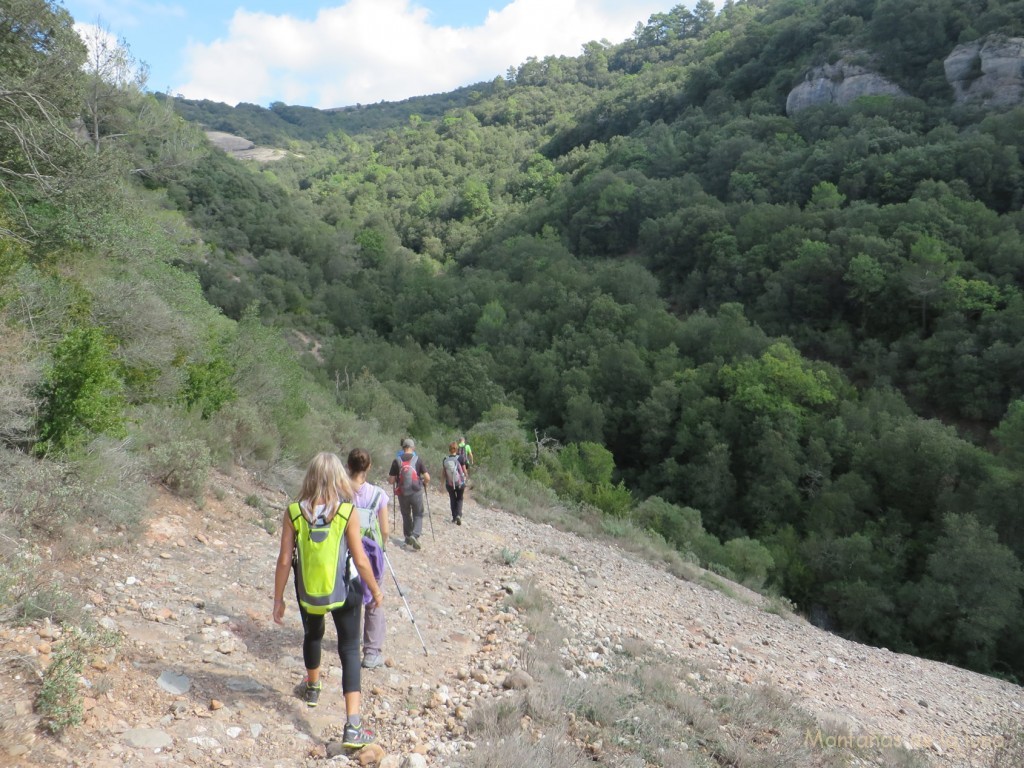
xmin=181 ymin=355 xmax=237 ymax=418
xmin=634 ymin=496 xmax=706 ymax=551
xmin=722 ymin=536 xmax=776 ymax=589
xmin=338 ymin=370 xmax=412 ymax=433
xmin=35 ymin=326 xmax=127 ymax=455
xmin=582 ymin=478 xmax=633 ymax=517
xmin=36 ymin=631 xmax=86 ymax=734
xmin=469 ymin=404 xmax=533 ymax=472
xmin=543 ymin=440 xmax=633 ymax=516
xmin=35 ymin=626 xmax=119 ymax=735
xmin=0 ymin=530 xmax=79 ymax=624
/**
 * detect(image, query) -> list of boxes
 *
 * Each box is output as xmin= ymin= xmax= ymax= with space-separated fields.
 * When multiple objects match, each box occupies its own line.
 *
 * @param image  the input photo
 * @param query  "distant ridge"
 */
xmin=164 ymin=79 xmax=497 ymax=144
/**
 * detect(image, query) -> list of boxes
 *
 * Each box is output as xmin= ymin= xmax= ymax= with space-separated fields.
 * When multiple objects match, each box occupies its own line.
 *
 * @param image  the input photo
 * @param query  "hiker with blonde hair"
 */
xmin=273 ymin=452 xmax=382 ymax=748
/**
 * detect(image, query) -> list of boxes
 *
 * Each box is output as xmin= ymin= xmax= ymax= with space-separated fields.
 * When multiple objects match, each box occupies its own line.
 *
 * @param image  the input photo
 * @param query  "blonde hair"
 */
xmin=298 ymin=452 xmax=355 ymax=509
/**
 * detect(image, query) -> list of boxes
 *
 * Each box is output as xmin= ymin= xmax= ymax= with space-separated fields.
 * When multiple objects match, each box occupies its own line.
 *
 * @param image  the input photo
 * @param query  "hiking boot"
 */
xmin=410 ymin=535 xmax=422 ymax=551
xmin=362 ymin=654 xmax=384 ymax=669
xmin=342 ymin=722 xmax=375 ymax=748
xmin=304 ymin=679 xmax=322 ymax=707
xmin=455 ymin=517 xmax=462 ymax=526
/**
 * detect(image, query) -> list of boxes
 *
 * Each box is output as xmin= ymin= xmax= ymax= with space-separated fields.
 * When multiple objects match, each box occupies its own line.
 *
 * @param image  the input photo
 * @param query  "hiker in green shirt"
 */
xmin=457 ymin=436 xmax=474 ymax=469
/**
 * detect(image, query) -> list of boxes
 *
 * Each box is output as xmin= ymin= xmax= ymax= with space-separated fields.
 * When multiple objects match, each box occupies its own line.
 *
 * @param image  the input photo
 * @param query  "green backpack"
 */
xmin=289 ymin=501 xmax=355 ymax=615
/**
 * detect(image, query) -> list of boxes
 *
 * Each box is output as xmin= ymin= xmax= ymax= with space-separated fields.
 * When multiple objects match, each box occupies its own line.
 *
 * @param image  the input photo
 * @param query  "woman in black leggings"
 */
xmin=273 ymin=452 xmax=383 ymax=749
xmin=296 ymin=579 xmax=362 ymax=706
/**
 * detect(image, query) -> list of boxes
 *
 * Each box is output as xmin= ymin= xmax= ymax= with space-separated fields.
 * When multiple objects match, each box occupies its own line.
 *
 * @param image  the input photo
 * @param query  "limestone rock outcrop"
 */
xmin=945 ymin=36 xmax=1024 ymax=108
xmin=786 ymin=60 xmax=906 ymax=115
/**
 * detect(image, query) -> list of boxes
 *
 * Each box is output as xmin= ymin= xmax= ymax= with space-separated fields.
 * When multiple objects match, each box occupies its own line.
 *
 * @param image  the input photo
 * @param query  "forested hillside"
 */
xmin=3 ymin=0 xmax=1024 ymax=687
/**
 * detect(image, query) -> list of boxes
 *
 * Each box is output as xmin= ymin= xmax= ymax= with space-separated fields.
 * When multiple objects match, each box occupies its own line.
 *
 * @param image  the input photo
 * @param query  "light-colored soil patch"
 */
xmin=205 ymin=130 xmax=289 ymax=163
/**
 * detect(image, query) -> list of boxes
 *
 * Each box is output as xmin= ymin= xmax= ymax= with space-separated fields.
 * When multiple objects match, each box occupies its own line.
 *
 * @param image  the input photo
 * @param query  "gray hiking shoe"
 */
xmin=362 ymin=654 xmax=384 ymax=669
xmin=304 ymin=679 xmax=322 ymax=707
xmin=409 ymin=535 xmax=422 ymax=551
xmin=342 ymin=722 xmax=375 ymax=748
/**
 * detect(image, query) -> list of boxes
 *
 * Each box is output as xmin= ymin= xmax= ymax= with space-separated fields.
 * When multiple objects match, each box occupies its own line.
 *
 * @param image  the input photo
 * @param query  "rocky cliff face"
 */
xmin=786 ymin=60 xmax=906 ymax=114
xmin=945 ymin=36 xmax=1024 ymax=107
xmin=787 ymin=36 xmax=1024 ymax=115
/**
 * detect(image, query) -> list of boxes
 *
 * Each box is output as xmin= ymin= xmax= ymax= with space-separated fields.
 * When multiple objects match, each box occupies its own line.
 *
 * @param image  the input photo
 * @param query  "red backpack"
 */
xmin=396 ymin=452 xmax=422 ymax=496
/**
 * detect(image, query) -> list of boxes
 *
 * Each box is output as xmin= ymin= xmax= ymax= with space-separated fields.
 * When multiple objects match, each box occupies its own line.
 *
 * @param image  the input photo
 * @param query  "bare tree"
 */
xmin=77 ymin=20 xmax=148 ymax=153
xmin=0 ymin=0 xmax=88 ymax=237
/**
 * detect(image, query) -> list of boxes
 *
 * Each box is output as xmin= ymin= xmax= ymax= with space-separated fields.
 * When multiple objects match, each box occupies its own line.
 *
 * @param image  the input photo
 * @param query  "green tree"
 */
xmin=993 ymin=399 xmax=1024 ymax=466
xmin=719 ymin=342 xmax=838 ymax=417
xmin=35 ymin=326 xmax=127 ymax=455
xmin=844 ymin=253 xmax=886 ymax=328
xmin=181 ymin=354 xmax=236 ymax=419
xmin=906 ymin=514 xmax=1023 ymax=671
xmin=722 ymin=536 xmax=775 ymax=589
xmin=902 ymin=235 xmax=954 ymax=335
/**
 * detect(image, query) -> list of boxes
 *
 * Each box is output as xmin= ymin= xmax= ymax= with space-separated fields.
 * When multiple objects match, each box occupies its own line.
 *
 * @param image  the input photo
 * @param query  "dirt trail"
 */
xmin=2 ymin=467 xmax=1022 ymax=767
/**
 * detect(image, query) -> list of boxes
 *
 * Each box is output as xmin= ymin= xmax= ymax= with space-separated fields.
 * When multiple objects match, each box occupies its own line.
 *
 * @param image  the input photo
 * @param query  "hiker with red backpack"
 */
xmin=442 ymin=441 xmax=469 ymax=525
xmin=387 ymin=438 xmax=430 ymax=551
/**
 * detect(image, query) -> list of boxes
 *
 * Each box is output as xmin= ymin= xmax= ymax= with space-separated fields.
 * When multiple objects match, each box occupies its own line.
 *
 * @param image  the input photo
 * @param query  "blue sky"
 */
xmin=62 ymin=0 xmax=674 ymax=109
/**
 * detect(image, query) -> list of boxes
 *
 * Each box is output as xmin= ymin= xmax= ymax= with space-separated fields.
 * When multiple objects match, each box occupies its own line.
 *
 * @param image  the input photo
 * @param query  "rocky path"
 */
xmin=2 ymin=469 xmax=1022 ymax=767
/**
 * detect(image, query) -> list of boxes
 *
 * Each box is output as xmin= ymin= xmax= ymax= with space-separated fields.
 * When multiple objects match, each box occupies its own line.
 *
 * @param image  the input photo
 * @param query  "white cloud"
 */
xmin=75 ymin=21 xmax=149 ymax=85
xmin=175 ymin=0 xmax=666 ymax=108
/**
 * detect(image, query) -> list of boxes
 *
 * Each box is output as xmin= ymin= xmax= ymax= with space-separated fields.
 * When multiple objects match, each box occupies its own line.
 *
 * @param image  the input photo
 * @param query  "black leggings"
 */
xmin=295 ymin=578 xmax=363 ymax=694
xmin=447 ymin=484 xmax=465 ymax=519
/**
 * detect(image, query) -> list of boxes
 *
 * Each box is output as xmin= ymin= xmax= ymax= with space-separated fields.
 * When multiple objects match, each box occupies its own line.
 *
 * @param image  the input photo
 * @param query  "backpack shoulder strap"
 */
xmin=288 ymin=502 xmax=303 ymax=527
xmin=334 ymin=501 xmax=354 ymax=527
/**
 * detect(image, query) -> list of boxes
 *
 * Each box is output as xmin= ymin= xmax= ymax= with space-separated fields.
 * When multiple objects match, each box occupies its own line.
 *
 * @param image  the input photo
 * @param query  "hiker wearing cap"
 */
xmin=387 ymin=438 xmax=430 ymax=550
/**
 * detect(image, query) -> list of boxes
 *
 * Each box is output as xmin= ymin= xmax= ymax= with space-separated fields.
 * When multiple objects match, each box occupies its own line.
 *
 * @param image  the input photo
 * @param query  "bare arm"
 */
xmin=377 ymin=494 xmax=389 ymax=545
xmin=273 ymin=511 xmax=295 ymax=624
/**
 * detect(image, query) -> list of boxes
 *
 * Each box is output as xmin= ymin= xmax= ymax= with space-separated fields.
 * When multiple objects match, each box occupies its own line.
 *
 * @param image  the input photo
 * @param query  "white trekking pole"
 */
xmin=383 ymin=551 xmax=428 ymax=656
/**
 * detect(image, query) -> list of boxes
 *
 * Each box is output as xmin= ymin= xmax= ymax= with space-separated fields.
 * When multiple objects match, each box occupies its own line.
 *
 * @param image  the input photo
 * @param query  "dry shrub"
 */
xmin=0 ymin=441 xmax=146 ymax=544
xmin=455 ymin=728 xmax=589 ymax=768
xmin=134 ymin=405 xmax=213 ymax=499
xmin=0 ymin=324 xmax=41 ymax=445
xmin=988 ymin=728 xmax=1024 ymax=768
xmin=208 ymin=399 xmax=280 ymax=467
